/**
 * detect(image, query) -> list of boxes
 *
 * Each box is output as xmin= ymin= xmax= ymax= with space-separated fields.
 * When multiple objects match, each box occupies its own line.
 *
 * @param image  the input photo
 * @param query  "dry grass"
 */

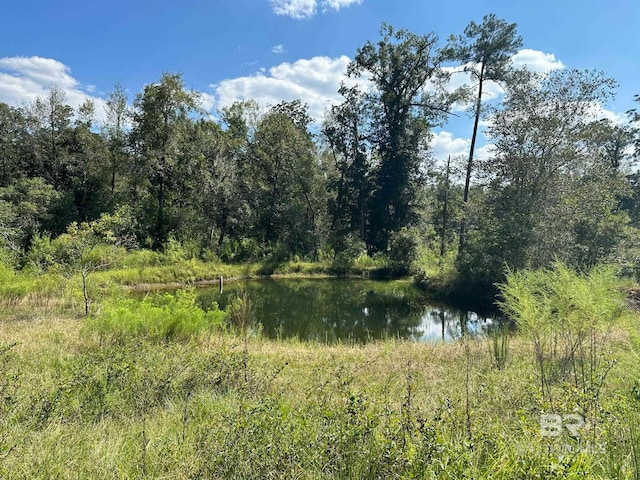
xmin=0 ymin=304 xmax=638 ymax=478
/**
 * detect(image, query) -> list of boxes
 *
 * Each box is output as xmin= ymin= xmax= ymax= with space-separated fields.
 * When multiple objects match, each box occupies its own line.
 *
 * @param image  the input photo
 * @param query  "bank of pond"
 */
xmin=1 ymin=263 xmax=638 ymax=478
xmin=132 ymin=278 xmax=501 ymax=343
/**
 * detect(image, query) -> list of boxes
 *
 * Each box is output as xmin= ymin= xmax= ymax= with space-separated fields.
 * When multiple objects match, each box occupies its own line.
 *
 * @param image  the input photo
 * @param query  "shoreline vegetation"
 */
xmin=2 ymin=255 xmax=640 ymax=477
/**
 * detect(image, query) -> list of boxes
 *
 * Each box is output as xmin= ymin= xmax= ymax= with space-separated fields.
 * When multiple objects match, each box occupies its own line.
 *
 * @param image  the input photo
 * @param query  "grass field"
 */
xmin=0 ymin=311 xmax=638 ymax=478
xmin=1 ymin=260 xmax=640 ymax=478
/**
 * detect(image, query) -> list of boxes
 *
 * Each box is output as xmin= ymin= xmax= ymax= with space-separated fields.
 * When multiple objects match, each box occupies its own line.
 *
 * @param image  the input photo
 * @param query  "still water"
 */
xmin=195 ymin=278 xmax=499 ymax=343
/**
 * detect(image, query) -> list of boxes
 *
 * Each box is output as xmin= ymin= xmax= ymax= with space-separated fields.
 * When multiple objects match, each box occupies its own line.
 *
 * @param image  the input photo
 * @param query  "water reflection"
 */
xmin=194 ymin=278 xmax=499 ymax=344
xmin=413 ymin=308 xmax=495 ymax=342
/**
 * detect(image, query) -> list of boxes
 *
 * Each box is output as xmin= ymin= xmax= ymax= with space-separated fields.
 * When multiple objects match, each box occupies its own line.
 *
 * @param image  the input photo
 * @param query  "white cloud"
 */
xmin=442 ymin=66 xmax=504 ymax=111
xmin=444 ymin=49 xmax=564 ymax=106
xmin=0 ymin=56 xmax=107 ymax=123
xmin=0 ymin=56 xmax=219 ymax=126
xmin=212 ymin=55 xmax=366 ymax=121
xmin=211 ymin=49 xmax=565 ymax=129
xmin=321 ymin=0 xmax=363 ymax=13
xmin=197 ymin=92 xmax=217 ymax=113
xmin=270 ymin=0 xmax=362 ymax=19
xmin=271 ymin=0 xmax=317 ymax=18
xmin=582 ymin=101 xmax=627 ymax=125
xmin=430 ymin=130 xmax=470 ymax=160
xmin=511 ymin=49 xmax=564 ymax=73
xmin=441 ymin=49 xmax=566 ymax=113
xmin=271 ymin=44 xmax=286 ymax=54
xmin=0 ymin=56 xmax=78 ymax=91
xmin=475 ymin=143 xmax=495 ymax=161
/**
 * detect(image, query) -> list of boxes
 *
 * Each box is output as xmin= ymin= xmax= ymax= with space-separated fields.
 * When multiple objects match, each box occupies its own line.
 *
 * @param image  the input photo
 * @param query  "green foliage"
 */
xmin=498 ymin=262 xmax=627 ymax=405
xmin=0 ymin=263 xmax=71 ymax=314
xmin=323 ymin=84 xmax=372 ymax=250
xmin=353 ymin=252 xmax=386 ymax=269
xmin=164 ymin=236 xmax=196 ymax=263
xmin=443 ymin=14 xmax=522 ymax=80
xmin=459 ymin=69 xmax=629 ymax=288
xmin=229 ymin=290 xmax=254 ymax=335
xmin=247 ymin=101 xmax=325 ymax=255
xmin=219 ymin=238 xmax=263 ymax=263
xmin=489 ymin=326 xmax=510 ymax=370
xmin=331 ymin=233 xmax=367 ymax=272
xmin=388 ymin=227 xmax=420 ymax=275
xmin=24 ymin=232 xmax=57 ymax=273
xmin=121 ymin=248 xmax=165 ymax=268
xmin=130 ymin=72 xmax=201 ymax=249
xmin=85 ymin=288 xmax=227 ymax=341
xmin=348 ymin=23 xmax=452 ymax=252
xmin=444 ymin=14 xmax=523 ymax=254
xmin=0 ymin=177 xmax=60 ymax=252
xmin=498 ymin=262 xmax=625 ymax=341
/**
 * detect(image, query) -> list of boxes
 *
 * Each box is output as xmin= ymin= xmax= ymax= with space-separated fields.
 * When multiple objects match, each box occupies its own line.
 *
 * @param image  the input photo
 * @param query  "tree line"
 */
xmin=1 ymin=14 xmax=639 ymax=289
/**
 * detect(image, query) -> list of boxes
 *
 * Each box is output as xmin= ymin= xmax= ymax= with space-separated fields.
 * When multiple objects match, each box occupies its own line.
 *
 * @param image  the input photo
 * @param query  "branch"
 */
xmin=409 ymin=103 xmax=459 ymax=117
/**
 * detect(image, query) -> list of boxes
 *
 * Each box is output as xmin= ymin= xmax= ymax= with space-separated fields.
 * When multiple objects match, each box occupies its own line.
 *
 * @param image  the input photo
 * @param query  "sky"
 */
xmin=1 ymin=0 xmax=638 ymax=161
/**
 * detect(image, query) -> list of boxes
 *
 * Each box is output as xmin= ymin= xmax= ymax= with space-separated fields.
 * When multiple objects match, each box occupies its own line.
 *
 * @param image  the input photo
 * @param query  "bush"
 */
xmin=25 ymin=233 xmax=57 ymax=273
xmin=219 ymin=238 xmax=263 ymax=263
xmin=388 ymin=228 xmax=420 ymax=275
xmin=122 ymin=249 xmax=164 ymax=268
xmin=85 ymin=288 xmax=228 ymax=341
xmin=331 ymin=234 xmax=367 ymax=272
xmin=315 ymin=245 xmax=335 ymax=263
xmin=164 ymin=237 xmax=194 ymax=263
xmin=497 ymin=262 xmax=627 ymax=406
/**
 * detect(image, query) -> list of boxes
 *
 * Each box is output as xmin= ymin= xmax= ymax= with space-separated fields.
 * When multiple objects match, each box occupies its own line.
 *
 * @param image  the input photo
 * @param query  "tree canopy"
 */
xmin=0 ymin=17 xmax=637 ymax=294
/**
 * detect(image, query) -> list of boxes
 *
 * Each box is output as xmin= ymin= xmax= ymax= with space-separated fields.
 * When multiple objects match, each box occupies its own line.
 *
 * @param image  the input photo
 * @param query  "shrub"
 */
xmin=218 ymin=238 xmax=263 ymax=263
xmin=331 ymin=234 xmax=367 ymax=273
xmin=164 ymin=237 xmax=193 ymax=263
xmin=85 ymin=288 xmax=228 ymax=341
xmin=497 ymin=262 xmax=627 ymax=408
xmin=122 ymin=249 xmax=164 ymax=268
xmin=388 ymin=228 xmax=420 ymax=275
xmin=25 ymin=233 xmax=57 ymax=273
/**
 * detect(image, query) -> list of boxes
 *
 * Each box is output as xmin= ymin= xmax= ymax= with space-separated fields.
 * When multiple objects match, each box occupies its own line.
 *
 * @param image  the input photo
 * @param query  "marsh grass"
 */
xmin=0 ymin=309 xmax=638 ymax=478
xmin=95 ymin=256 xmax=390 ymax=289
xmin=489 ymin=325 xmax=510 ymax=370
xmin=1 ymin=260 xmax=640 ymax=477
xmin=84 ymin=288 xmax=228 ymax=342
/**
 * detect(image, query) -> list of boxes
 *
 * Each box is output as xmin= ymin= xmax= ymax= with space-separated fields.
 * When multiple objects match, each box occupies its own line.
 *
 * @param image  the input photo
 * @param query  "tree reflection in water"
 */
xmin=196 ymin=279 xmax=500 ymax=343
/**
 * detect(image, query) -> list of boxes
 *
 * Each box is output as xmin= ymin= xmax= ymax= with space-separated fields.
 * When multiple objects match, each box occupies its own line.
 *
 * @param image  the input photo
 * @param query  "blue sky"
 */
xmin=1 ymin=0 xmax=638 ymax=160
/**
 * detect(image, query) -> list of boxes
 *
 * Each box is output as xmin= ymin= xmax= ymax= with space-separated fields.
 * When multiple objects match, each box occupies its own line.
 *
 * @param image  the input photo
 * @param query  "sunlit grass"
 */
xmin=0 ymin=304 xmax=638 ymax=478
xmin=1 ymin=259 xmax=640 ymax=477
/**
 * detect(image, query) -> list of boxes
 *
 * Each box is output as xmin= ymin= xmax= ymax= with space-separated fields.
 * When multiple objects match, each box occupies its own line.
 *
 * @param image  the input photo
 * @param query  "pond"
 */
xmin=193 ymin=278 xmax=500 ymax=343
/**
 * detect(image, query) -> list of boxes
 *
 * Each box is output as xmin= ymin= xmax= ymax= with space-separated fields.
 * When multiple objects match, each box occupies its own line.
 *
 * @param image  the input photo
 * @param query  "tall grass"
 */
xmin=84 ymin=288 xmax=227 ymax=342
xmin=1 ymin=259 xmax=639 ymax=477
xmin=0 ymin=315 xmax=638 ymax=477
xmin=498 ymin=262 xmax=627 ymax=409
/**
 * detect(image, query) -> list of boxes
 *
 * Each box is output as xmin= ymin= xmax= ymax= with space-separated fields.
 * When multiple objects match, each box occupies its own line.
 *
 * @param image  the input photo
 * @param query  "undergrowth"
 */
xmin=84 ymin=288 xmax=228 ymax=341
xmin=0 ymin=261 xmax=639 ymax=478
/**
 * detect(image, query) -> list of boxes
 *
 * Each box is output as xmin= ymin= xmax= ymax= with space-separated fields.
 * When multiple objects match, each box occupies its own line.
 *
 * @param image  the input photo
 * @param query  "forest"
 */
xmin=1 ymin=14 xmax=638 ymax=297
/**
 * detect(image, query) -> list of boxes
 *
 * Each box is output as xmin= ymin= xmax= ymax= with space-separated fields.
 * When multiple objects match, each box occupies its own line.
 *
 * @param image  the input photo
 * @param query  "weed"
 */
xmin=84 ymin=288 xmax=227 ymax=342
xmin=489 ymin=325 xmax=510 ymax=370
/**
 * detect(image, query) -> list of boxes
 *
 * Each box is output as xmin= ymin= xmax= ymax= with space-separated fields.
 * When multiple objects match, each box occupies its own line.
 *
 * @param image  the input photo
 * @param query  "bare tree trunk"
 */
xmin=440 ymin=155 xmax=451 ymax=264
xmin=459 ymin=62 xmax=485 ymax=255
